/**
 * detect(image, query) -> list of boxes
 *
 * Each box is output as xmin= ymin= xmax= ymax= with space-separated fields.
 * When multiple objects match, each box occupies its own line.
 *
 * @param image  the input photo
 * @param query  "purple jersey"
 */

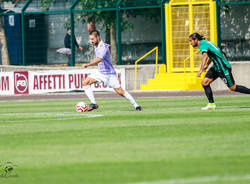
xmin=95 ymin=41 xmax=116 ymax=75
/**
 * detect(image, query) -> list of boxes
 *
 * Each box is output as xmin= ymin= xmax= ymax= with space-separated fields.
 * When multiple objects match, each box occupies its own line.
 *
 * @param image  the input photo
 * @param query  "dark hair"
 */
xmin=67 ymin=28 xmax=70 ymax=31
xmin=189 ymin=33 xmax=205 ymax=41
xmin=89 ymin=30 xmax=100 ymax=37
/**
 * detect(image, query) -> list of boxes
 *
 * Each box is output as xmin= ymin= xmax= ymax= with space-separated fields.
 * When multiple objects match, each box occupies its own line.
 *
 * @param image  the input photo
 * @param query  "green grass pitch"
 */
xmin=0 ymin=96 xmax=250 ymax=184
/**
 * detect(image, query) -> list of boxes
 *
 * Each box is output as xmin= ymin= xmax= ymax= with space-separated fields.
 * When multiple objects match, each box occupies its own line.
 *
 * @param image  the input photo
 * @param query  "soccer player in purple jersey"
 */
xmin=82 ymin=30 xmax=143 ymax=112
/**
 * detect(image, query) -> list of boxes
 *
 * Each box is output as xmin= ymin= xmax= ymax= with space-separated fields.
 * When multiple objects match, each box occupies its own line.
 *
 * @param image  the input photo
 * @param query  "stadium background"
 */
xmin=0 ymin=0 xmax=249 ymax=92
xmin=0 ymin=0 xmax=249 ymax=64
xmin=0 ymin=1 xmax=250 ymax=183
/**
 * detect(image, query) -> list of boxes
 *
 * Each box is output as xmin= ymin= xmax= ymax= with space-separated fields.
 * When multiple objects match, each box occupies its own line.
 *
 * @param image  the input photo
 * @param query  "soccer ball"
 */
xmin=75 ymin=102 xmax=88 ymax=112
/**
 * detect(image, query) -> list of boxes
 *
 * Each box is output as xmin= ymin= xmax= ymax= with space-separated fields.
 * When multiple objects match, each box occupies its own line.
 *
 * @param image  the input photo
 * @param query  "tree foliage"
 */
xmin=78 ymin=0 xmax=161 ymax=30
xmin=38 ymin=0 xmax=161 ymax=31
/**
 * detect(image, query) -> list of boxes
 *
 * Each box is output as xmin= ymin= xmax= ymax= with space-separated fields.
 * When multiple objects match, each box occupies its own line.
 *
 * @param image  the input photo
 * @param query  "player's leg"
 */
xmin=107 ymin=74 xmax=142 ymax=111
xmin=113 ymin=87 xmax=143 ymax=111
xmin=224 ymin=69 xmax=250 ymax=94
xmin=201 ymin=78 xmax=216 ymax=110
xmin=233 ymin=85 xmax=250 ymax=94
xmin=82 ymin=77 xmax=99 ymax=111
xmin=202 ymin=78 xmax=215 ymax=103
xmin=67 ymin=54 xmax=71 ymax=66
xmin=201 ymin=67 xmax=218 ymax=110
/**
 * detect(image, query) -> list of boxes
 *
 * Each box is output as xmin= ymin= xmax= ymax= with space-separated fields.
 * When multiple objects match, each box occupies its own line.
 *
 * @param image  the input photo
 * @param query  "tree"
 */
xmin=0 ymin=3 xmax=13 ymax=65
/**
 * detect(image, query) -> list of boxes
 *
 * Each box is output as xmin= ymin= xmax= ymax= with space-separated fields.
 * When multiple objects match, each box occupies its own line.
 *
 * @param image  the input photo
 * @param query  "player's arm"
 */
xmin=203 ymin=58 xmax=212 ymax=70
xmin=197 ymin=52 xmax=209 ymax=77
xmin=82 ymin=58 xmax=102 ymax=68
xmin=73 ymin=36 xmax=83 ymax=51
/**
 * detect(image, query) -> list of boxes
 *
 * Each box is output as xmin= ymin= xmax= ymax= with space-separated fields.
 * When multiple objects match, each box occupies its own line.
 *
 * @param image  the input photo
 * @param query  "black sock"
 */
xmin=235 ymin=85 xmax=250 ymax=94
xmin=203 ymin=85 xmax=214 ymax=103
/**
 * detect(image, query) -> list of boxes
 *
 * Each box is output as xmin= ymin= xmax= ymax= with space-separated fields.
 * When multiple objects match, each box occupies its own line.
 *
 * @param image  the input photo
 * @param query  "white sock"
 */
xmin=124 ymin=91 xmax=138 ymax=108
xmin=83 ymin=85 xmax=96 ymax=104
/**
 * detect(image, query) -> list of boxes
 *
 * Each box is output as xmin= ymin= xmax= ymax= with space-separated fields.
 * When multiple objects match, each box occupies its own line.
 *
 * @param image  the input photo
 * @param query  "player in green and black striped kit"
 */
xmin=189 ymin=33 xmax=250 ymax=110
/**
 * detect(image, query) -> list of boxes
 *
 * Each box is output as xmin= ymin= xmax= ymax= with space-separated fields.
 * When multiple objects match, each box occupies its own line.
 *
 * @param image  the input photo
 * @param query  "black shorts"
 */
xmin=205 ymin=66 xmax=235 ymax=87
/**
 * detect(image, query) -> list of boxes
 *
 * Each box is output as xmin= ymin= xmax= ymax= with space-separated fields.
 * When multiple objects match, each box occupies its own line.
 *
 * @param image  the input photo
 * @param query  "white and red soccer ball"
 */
xmin=75 ymin=102 xmax=88 ymax=112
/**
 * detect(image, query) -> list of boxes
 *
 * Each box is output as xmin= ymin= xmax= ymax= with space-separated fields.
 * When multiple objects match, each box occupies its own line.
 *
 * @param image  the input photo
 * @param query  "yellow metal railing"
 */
xmin=134 ymin=46 xmax=158 ymax=91
xmin=183 ymin=49 xmax=200 ymax=73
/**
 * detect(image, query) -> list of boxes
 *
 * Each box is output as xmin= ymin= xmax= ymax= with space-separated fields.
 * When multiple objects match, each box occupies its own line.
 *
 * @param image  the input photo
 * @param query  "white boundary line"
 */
xmin=0 ymin=112 xmax=104 ymax=122
xmin=0 ymin=112 xmax=102 ymax=116
xmin=129 ymin=174 xmax=250 ymax=184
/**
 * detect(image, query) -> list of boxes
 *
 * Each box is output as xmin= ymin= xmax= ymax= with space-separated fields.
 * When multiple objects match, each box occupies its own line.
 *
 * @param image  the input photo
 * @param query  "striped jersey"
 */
xmin=199 ymin=40 xmax=231 ymax=73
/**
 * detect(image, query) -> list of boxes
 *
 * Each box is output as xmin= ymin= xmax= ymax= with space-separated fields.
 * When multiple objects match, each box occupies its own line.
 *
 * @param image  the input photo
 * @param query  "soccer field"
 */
xmin=0 ymin=96 xmax=250 ymax=184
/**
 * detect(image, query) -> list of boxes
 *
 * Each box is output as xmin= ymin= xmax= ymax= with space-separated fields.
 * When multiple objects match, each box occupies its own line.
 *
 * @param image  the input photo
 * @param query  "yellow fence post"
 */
xmin=165 ymin=3 xmax=171 ymax=73
xmin=210 ymin=0 xmax=217 ymax=45
xmin=189 ymin=0 xmax=194 ymax=73
xmin=169 ymin=0 xmax=173 ymax=73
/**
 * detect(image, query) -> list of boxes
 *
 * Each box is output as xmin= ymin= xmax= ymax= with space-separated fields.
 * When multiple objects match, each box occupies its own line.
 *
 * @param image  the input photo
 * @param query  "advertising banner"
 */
xmin=0 ymin=72 xmax=14 ymax=95
xmin=0 ymin=69 xmax=125 ymax=96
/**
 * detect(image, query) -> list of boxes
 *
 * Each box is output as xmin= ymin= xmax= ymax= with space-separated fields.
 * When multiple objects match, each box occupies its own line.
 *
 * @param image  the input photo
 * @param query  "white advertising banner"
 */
xmin=0 ymin=69 xmax=125 ymax=96
xmin=0 ymin=72 xmax=14 ymax=95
